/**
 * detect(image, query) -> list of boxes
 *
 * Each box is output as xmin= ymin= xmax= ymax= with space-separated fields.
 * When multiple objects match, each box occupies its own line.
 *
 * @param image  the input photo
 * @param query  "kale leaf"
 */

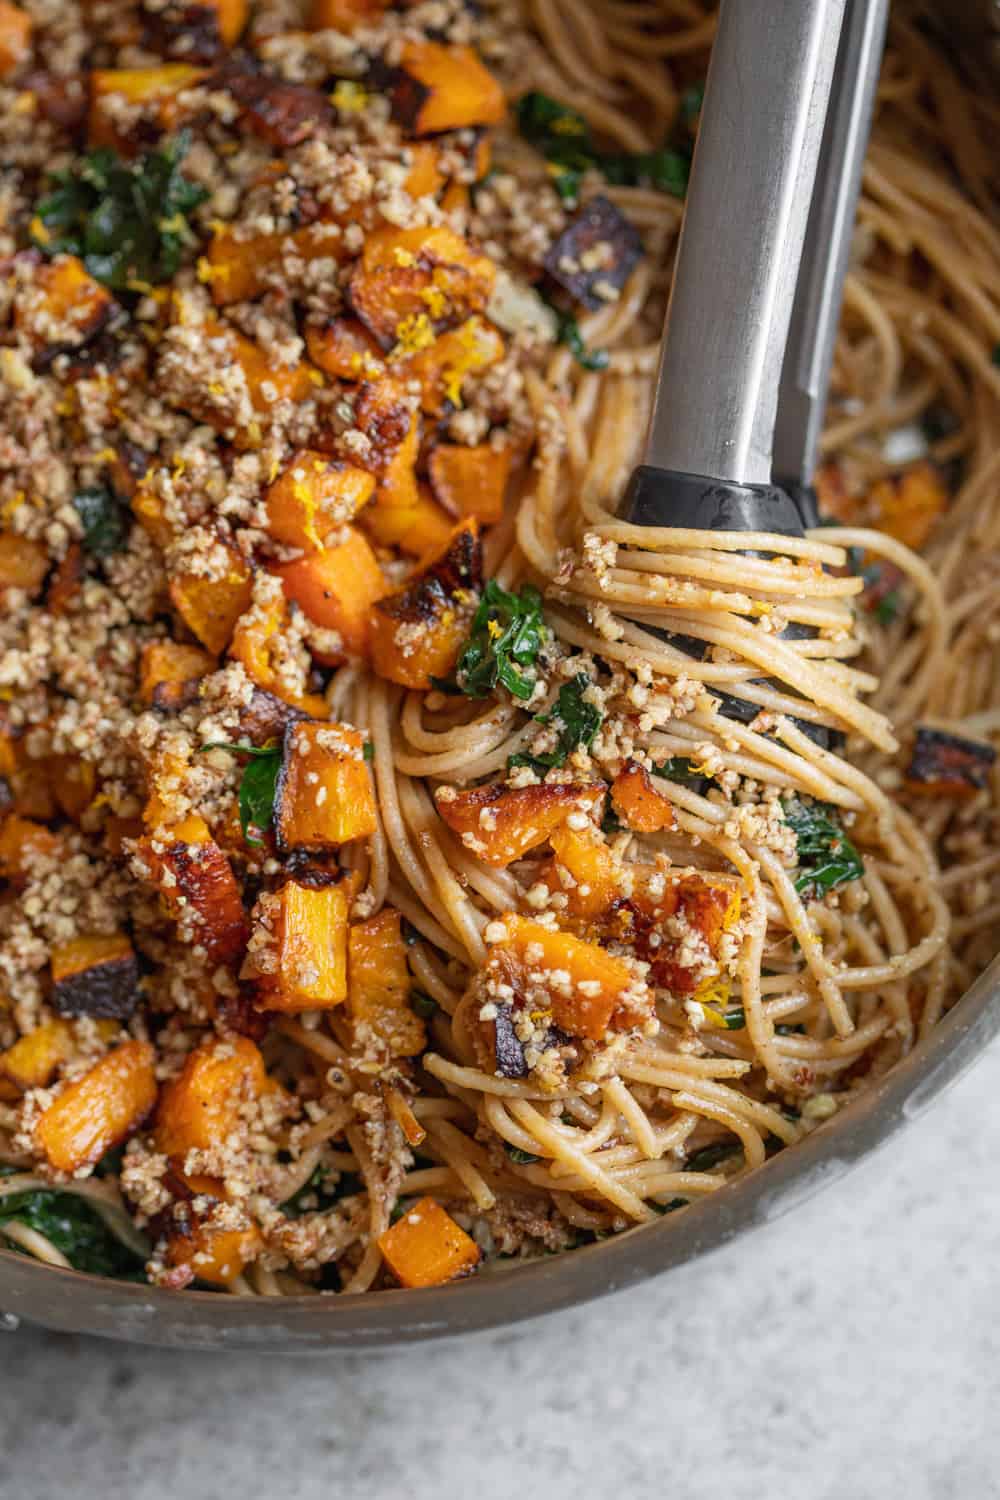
xmin=782 ymin=798 xmax=863 ymax=900
xmin=652 ymin=756 xmax=715 ymax=794
xmin=280 ymin=1165 xmax=359 ymax=1219
xmin=509 ymin=673 xmax=602 ymax=772
xmin=73 ymin=486 xmax=130 ymax=557
xmin=505 ymin=1144 xmax=540 ymax=1165
xmin=553 ymin=309 xmax=609 ymax=371
xmin=34 ymin=132 xmax=207 ymax=292
xmin=201 ymin=741 xmax=282 ymax=846
xmin=454 ymin=580 xmax=547 ymax=701
xmin=515 ymin=89 xmax=691 ymax=202
xmin=0 ymin=1187 xmax=145 ymax=1279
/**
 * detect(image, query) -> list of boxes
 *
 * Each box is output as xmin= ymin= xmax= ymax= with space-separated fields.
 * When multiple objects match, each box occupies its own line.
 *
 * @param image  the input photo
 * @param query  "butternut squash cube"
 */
xmin=305 ymin=316 xmax=384 ymax=382
xmin=47 ymin=754 xmax=97 ymax=822
xmin=488 ymin=914 xmax=650 ymax=1041
xmin=308 ymin=0 xmax=387 ymax=31
xmin=544 ymin=824 xmax=619 ymax=922
xmin=436 ymin=781 xmax=605 ymax=867
xmin=399 ymin=316 xmax=505 ymax=415
xmin=155 ymin=1035 xmax=271 ymax=1160
xmin=274 ymin=721 xmax=376 ymax=852
xmin=204 ymin=222 xmax=346 ymax=306
xmin=140 ymin=640 xmax=217 ymax=711
xmin=353 ymin=375 xmax=420 ymax=511
xmin=51 ymin=933 xmax=140 ymax=1020
xmin=349 ymin=225 xmax=495 ymax=346
xmin=275 ymin=527 xmax=385 ymax=660
xmin=264 ymin=450 xmax=374 ymax=551
xmin=0 ymin=1 xmax=31 ymax=79
xmin=428 ymin=442 xmax=510 ymax=524
xmin=168 ymin=543 xmax=253 ymax=654
xmin=36 ymin=1040 xmax=157 ymax=1174
xmin=246 ymin=879 xmax=349 ymax=1012
xmin=370 ymin=520 xmax=481 ymax=690
xmin=137 ymin=814 xmax=249 ymax=964
xmin=348 ymin=908 xmax=426 ymax=1057
xmin=88 ymin=65 xmax=208 ymax=150
xmin=377 ymin=1196 xmax=480 ymax=1288
xmin=403 ymin=142 xmax=446 ymax=199
xmin=0 ymin=1020 xmax=73 ymax=1092
xmin=389 ymin=42 xmax=506 ymax=136
xmin=611 ymin=760 xmax=676 ymax=832
xmin=14 ymin=254 xmax=113 ymax=351
xmin=0 ymin=815 xmax=60 ymax=885
xmin=165 ymin=1215 xmax=262 ymax=1287
xmin=0 ymin=534 xmax=48 ymax=596
xmin=868 ymin=460 xmax=948 ymax=551
xmin=360 ymin=482 xmax=454 ymax=559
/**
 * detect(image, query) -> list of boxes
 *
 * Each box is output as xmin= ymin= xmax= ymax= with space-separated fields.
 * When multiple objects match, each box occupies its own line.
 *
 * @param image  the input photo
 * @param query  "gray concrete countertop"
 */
xmin=3 ymin=1044 xmax=998 ymax=1500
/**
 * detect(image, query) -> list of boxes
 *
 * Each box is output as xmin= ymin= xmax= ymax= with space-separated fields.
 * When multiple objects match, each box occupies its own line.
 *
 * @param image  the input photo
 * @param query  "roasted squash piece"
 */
xmin=388 ymin=41 xmax=506 ymax=136
xmin=305 ymin=316 xmax=384 ymax=382
xmin=0 ymin=1020 xmax=73 ymax=1092
xmin=868 ymin=461 xmax=948 ymax=551
xmin=140 ymin=640 xmax=217 ymax=711
xmin=146 ymin=0 xmax=248 ymax=56
xmin=611 ymin=760 xmax=676 ymax=833
xmin=36 ymin=1040 xmax=157 ymax=1174
xmin=0 ymin=1 xmax=31 ymax=79
xmin=227 ymin=576 xmax=326 ymax=715
xmin=618 ymin=870 xmax=743 ymax=995
xmin=308 ymin=0 xmax=387 ymax=30
xmin=51 ymin=934 xmax=140 ymax=1021
xmin=155 ymin=1035 xmax=271 ymax=1160
xmin=0 ymin=534 xmax=48 ymax=596
xmin=204 ymin=222 xmax=347 ymax=306
xmin=211 ymin=60 xmax=334 ymax=147
xmin=47 ymin=754 xmax=96 ymax=821
xmin=274 ymin=721 xmax=376 ymax=852
xmin=399 ymin=316 xmax=505 ymax=415
xmin=88 ymin=65 xmax=208 ymax=150
xmin=238 ymin=687 xmax=312 ymax=747
xmin=0 ymin=815 xmax=60 ymax=885
xmin=264 ymin=450 xmax=374 ymax=551
xmin=45 ymin=542 xmax=85 ymax=615
xmin=275 ymin=526 xmax=385 ymax=660
xmin=544 ymin=195 xmax=644 ymax=311
xmin=131 ymin=479 xmax=175 ymax=549
xmin=544 ymin=823 xmax=621 ymax=922
xmin=436 ymin=781 xmax=604 ymax=867
xmin=165 ymin=1212 xmax=262 ymax=1287
xmin=245 ymin=878 xmax=349 ymax=1012
xmin=137 ymin=814 xmax=249 ymax=964
xmin=370 ymin=519 xmax=482 ymax=690
xmin=360 ymin=481 xmax=453 ymax=559
xmin=175 ymin=315 xmax=316 ymax=443
xmin=0 ymin=731 xmax=54 ymax=821
xmin=14 ymin=254 xmax=113 ymax=352
xmin=403 ymin=142 xmax=445 ymax=199
xmin=904 ymin=725 xmax=996 ymax=798
xmin=377 ymin=1196 xmax=480 ymax=1288
xmin=487 ymin=914 xmax=650 ymax=1041
xmin=428 ymin=442 xmax=510 ymax=524
xmin=348 ymin=225 xmax=495 ymax=346
xmin=348 ymin=907 xmax=426 ymax=1057
xmin=168 ymin=541 xmax=253 ymax=654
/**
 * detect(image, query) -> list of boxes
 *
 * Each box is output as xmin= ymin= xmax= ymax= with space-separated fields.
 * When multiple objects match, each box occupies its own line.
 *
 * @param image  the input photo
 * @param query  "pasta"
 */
xmin=0 ymin=0 xmax=996 ymax=1296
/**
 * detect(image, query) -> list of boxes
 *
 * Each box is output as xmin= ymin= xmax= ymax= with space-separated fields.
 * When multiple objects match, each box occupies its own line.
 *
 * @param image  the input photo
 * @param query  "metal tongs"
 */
xmin=623 ymin=0 xmax=889 ymax=536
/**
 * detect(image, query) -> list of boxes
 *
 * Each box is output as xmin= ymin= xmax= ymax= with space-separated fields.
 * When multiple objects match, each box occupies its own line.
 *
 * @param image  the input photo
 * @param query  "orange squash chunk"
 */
xmin=370 ymin=520 xmax=481 ymax=690
xmin=0 ymin=730 xmax=54 ymax=821
xmin=45 ymin=543 xmax=84 ymax=615
xmin=489 ymin=915 xmax=647 ymax=1042
xmin=0 ymin=815 xmax=60 ymax=885
xmin=436 ymin=781 xmax=604 ymax=867
xmin=275 ymin=527 xmax=385 ymax=660
xmin=0 ymin=534 xmax=48 ymax=596
xmin=0 ymin=1020 xmax=74 ymax=1092
xmin=274 ymin=721 xmax=376 ymax=852
xmin=308 ymin=0 xmax=387 ymax=30
xmin=211 ymin=0 xmax=248 ymax=43
xmin=47 ymin=754 xmax=97 ymax=821
xmin=305 ymin=316 xmax=384 ymax=382
xmin=165 ymin=1216 xmax=262 ymax=1287
xmin=348 ymin=225 xmax=495 ymax=346
xmin=403 ymin=142 xmax=445 ymax=199
xmin=399 ymin=316 xmax=505 ymax=415
xmin=611 ymin=760 xmax=676 ymax=832
xmin=182 ymin=316 xmax=315 ymax=442
xmin=88 ymin=65 xmax=208 ymax=150
xmin=389 ymin=42 xmax=506 ymax=136
xmin=155 ymin=1036 xmax=271 ymax=1161
xmin=140 ymin=640 xmax=216 ymax=710
xmin=428 ymin=442 xmax=510 ymax=524
xmin=377 ymin=1196 xmax=480 ymax=1288
xmin=51 ymin=933 xmax=139 ymax=1020
xmin=622 ymin=870 xmax=742 ymax=995
xmin=168 ymin=544 xmax=253 ymax=655
xmin=544 ymin=824 xmax=620 ymax=921
xmin=348 ymin=908 xmax=426 ymax=1057
xmin=360 ymin=481 xmax=454 ymax=559
xmin=36 ymin=1040 xmax=157 ymax=1174
xmin=245 ymin=879 xmax=349 ymax=1012
xmin=227 ymin=579 xmax=326 ymax=715
xmin=264 ymin=450 xmax=374 ymax=551
xmin=205 ymin=222 xmax=347 ymax=306
xmin=353 ymin=375 xmax=420 ymax=511
xmin=14 ymin=254 xmax=112 ymax=350
xmin=137 ymin=814 xmax=249 ymax=964
xmin=868 ymin=461 xmax=948 ymax=551
xmin=0 ymin=2 xmax=31 ymax=78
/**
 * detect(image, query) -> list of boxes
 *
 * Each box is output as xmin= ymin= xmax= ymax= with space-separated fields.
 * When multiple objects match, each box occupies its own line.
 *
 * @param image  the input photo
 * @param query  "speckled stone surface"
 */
xmin=3 ymin=1044 xmax=999 ymax=1500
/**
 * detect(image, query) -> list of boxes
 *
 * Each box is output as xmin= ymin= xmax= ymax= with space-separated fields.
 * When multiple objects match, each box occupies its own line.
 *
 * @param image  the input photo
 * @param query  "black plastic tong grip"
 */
xmin=621 ymin=466 xmax=812 ymax=536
